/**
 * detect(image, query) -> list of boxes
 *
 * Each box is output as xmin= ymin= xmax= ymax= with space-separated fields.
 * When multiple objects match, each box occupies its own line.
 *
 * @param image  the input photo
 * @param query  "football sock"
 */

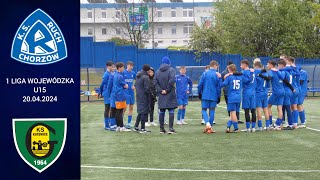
xmin=202 ymin=109 xmax=209 ymax=124
xmin=269 ymin=116 xmax=273 ymax=125
xmin=177 ymin=109 xmax=182 ymax=121
xmin=209 ymin=110 xmax=215 ymax=126
xmin=251 ymin=122 xmax=256 ymax=129
xmin=266 ymin=120 xmax=270 ymax=128
xmin=128 ymin=115 xmax=132 ymax=124
xmin=232 ymin=121 xmax=239 ymax=130
xmin=104 ymin=118 xmax=110 ymax=129
xmin=227 ymin=120 xmax=232 ymax=128
xmin=293 ymin=110 xmax=299 ymax=125
xmin=246 ymin=122 xmax=250 ymax=129
xmin=299 ymin=110 xmax=306 ymax=124
xmin=285 ymin=105 xmax=292 ymax=126
xmin=275 ymin=118 xmax=282 ymax=127
xmin=258 ymin=120 xmax=262 ymax=128
xmin=181 ymin=109 xmax=186 ymax=120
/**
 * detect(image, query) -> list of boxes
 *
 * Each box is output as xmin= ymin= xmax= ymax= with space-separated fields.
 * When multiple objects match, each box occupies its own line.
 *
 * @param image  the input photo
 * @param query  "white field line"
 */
xmin=81 ymin=105 xmax=87 ymax=110
xmin=81 ymin=165 xmax=320 ymax=173
xmin=217 ymin=105 xmax=320 ymax=132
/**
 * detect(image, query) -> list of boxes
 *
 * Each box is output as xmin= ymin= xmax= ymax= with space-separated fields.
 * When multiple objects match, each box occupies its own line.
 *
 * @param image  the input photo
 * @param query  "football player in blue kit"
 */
xmin=123 ymin=61 xmax=136 ymax=129
xmin=175 ymin=66 xmax=193 ymax=125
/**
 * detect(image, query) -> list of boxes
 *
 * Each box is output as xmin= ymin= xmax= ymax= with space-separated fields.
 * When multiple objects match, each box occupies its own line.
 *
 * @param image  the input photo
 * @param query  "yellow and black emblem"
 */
xmin=26 ymin=123 xmax=57 ymax=159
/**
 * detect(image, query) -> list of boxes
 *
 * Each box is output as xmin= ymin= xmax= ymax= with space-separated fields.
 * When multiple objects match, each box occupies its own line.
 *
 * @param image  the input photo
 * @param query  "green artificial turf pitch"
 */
xmin=81 ymin=98 xmax=320 ymax=180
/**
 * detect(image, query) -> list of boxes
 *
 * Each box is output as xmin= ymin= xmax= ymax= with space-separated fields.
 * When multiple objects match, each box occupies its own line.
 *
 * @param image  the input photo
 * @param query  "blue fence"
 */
xmin=80 ymin=37 xmax=320 ymax=101
xmin=81 ymin=37 xmax=320 ymax=71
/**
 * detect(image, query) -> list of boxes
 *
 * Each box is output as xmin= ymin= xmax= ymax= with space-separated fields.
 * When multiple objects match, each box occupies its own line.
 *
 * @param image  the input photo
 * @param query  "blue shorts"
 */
xmin=242 ymin=94 xmax=255 ymax=109
xmin=177 ymin=98 xmax=188 ymax=106
xmin=110 ymin=98 xmax=116 ymax=108
xmin=283 ymin=90 xmax=292 ymax=106
xmin=298 ymin=93 xmax=306 ymax=105
xmin=227 ymin=103 xmax=240 ymax=112
xmin=290 ymin=90 xmax=299 ymax=105
xmin=201 ymin=100 xmax=217 ymax=109
xmin=268 ymin=92 xmax=284 ymax=106
xmin=255 ymin=93 xmax=268 ymax=108
xmin=126 ymin=95 xmax=135 ymax=105
xmin=103 ymin=96 xmax=110 ymax=105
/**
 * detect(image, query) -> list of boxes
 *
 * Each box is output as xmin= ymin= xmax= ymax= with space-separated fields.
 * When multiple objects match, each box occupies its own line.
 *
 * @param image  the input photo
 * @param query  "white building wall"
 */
xmin=80 ymin=3 xmax=214 ymax=48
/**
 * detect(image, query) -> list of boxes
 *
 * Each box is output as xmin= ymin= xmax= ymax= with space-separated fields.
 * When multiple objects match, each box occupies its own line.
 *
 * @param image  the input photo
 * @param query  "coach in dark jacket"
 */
xmin=134 ymin=64 xmax=151 ymax=133
xmin=155 ymin=56 xmax=178 ymax=134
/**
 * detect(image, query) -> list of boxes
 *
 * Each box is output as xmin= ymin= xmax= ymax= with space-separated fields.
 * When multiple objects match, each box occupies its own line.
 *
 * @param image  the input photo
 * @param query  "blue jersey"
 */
xmin=175 ymin=74 xmax=193 ymax=99
xmin=280 ymin=66 xmax=300 ymax=90
xmin=198 ymin=69 xmax=220 ymax=101
xmin=111 ymin=71 xmax=127 ymax=101
xmin=221 ymin=75 xmax=242 ymax=103
xmin=241 ymin=69 xmax=255 ymax=95
xmin=100 ymin=70 xmax=113 ymax=97
xmin=255 ymin=69 xmax=268 ymax=95
xmin=300 ymin=69 xmax=308 ymax=95
xmin=292 ymin=66 xmax=301 ymax=91
xmin=282 ymin=70 xmax=292 ymax=92
xmin=268 ymin=70 xmax=284 ymax=94
xmin=123 ymin=69 xmax=136 ymax=96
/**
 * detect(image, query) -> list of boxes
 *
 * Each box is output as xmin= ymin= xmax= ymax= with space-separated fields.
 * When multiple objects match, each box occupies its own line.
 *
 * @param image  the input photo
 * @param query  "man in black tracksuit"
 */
xmin=146 ymin=67 xmax=157 ymax=127
xmin=133 ymin=64 xmax=152 ymax=133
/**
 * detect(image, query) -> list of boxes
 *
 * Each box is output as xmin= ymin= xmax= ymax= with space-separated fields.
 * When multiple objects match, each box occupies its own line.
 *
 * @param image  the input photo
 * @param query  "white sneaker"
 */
xmin=181 ymin=121 xmax=188 ymax=125
xmin=145 ymin=122 xmax=151 ymax=127
xmin=282 ymin=121 xmax=288 ymax=127
xmin=274 ymin=126 xmax=282 ymax=131
xmin=258 ymin=127 xmax=263 ymax=131
xmin=299 ymin=123 xmax=306 ymax=128
xmin=120 ymin=127 xmax=131 ymax=132
xmin=176 ymin=121 xmax=182 ymax=125
xmin=151 ymin=122 xmax=158 ymax=126
xmin=241 ymin=128 xmax=250 ymax=132
xmin=201 ymin=119 xmax=205 ymax=125
xmin=116 ymin=127 xmax=120 ymax=132
xmin=251 ymin=128 xmax=256 ymax=132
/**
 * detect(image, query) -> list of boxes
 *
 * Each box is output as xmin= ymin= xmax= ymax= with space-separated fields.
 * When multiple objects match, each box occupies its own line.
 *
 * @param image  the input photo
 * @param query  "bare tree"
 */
xmin=112 ymin=2 xmax=158 ymax=48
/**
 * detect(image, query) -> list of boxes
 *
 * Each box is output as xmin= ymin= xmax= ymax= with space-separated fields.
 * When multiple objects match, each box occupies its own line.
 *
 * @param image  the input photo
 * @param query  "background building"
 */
xmin=80 ymin=0 xmax=217 ymax=48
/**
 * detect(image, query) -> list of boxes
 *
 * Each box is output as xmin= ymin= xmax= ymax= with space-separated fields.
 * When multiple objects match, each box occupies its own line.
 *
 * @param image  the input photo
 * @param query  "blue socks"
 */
xmin=266 ymin=120 xmax=270 ymax=128
xmin=182 ymin=109 xmax=186 ymax=120
xmin=251 ymin=122 xmax=256 ymax=129
xmin=227 ymin=120 xmax=232 ymax=128
xmin=299 ymin=110 xmax=306 ymax=124
xmin=293 ymin=110 xmax=299 ymax=124
xmin=177 ymin=109 xmax=182 ymax=121
xmin=246 ymin=122 xmax=250 ymax=129
xmin=128 ymin=115 xmax=132 ymax=124
xmin=233 ymin=121 xmax=239 ymax=130
xmin=285 ymin=105 xmax=292 ymax=126
xmin=275 ymin=118 xmax=282 ymax=126
xmin=269 ymin=116 xmax=273 ymax=125
xmin=202 ymin=109 xmax=209 ymax=124
xmin=104 ymin=118 xmax=110 ymax=129
xmin=209 ymin=110 xmax=215 ymax=126
xmin=110 ymin=118 xmax=116 ymax=127
xmin=258 ymin=120 xmax=262 ymax=128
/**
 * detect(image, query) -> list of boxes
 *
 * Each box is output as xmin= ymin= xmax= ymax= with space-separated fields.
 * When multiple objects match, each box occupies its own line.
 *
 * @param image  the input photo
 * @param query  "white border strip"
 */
xmin=81 ymin=165 xmax=320 ymax=173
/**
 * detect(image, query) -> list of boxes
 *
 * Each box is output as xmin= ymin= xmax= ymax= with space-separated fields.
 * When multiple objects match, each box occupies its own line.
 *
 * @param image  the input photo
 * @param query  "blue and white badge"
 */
xmin=11 ymin=9 xmax=67 ymax=65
